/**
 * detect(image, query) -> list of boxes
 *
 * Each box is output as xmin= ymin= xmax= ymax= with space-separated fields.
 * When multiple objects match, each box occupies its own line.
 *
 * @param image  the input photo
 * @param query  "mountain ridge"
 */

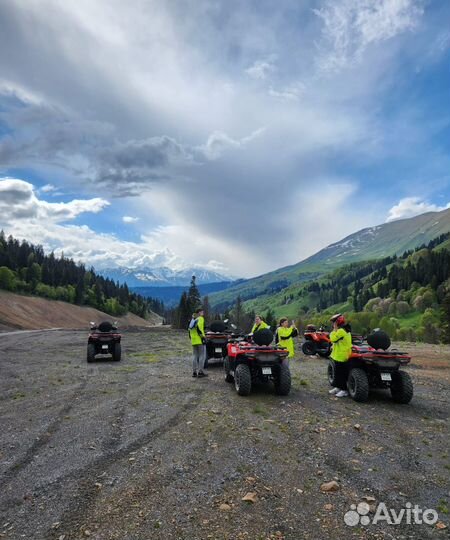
xmin=209 ymin=207 xmax=450 ymax=308
xmin=98 ymin=266 xmax=236 ymax=288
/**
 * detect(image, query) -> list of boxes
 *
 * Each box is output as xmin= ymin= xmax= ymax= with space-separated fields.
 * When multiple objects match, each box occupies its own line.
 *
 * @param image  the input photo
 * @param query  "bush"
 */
xmin=0 ymin=266 xmax=16 ymax=291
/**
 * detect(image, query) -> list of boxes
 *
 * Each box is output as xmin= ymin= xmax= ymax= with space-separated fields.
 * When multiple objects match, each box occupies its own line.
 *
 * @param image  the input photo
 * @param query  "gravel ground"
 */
xmin=0 ymin=328 xmax=449 ymax=540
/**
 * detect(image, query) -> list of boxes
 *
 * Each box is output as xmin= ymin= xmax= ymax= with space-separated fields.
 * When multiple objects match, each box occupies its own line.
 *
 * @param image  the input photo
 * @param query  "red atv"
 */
xmin=87 ymin=321 xmax=121 ymax=362
xmin=303 ymin=324 xmax=364 ymax=357
xmin=224 ymin=329 xmax=291 ymax=396
xmin=302 ymin=324 xmax=331 ymax=357
xmin=327 ymin=330 xmax=413 ymax=403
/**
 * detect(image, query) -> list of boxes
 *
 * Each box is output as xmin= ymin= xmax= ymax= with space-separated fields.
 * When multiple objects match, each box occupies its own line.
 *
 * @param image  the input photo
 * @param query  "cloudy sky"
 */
xmin=0 ymin=0 xmax=449 ymax=277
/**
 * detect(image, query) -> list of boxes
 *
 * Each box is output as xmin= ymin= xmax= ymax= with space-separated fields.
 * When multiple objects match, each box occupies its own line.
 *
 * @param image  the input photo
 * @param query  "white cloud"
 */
xmin=198 ymin=128 xmax=266 ymax=160
xmin=386 ymin=196 xmax=450 ymax=222
xmin=0 ymin=178 xmax=109 ymax=222
xmin=314 ymin=0 xmax=424 ymax=73
xmin=245 ymin=58 xmax=276 ymax=80
xmin=268 ymin=82 xmax=306 ymax=102
xmin=40 ymin=183 xmax=57 ymax=192
xmin=122 ymin=215 xmax=139 ymax=223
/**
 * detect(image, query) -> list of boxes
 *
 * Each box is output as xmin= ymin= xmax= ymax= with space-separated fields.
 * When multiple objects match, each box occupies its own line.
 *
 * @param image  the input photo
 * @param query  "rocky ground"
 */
xmin=0 ymin=328 xmax=449 ymax=539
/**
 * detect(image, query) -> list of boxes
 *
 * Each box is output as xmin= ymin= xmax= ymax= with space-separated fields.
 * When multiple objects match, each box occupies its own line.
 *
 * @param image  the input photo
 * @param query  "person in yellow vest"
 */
xmin=189 ymin=308 xmax=208 ymax=378
xmin=275 ymin=318 xmax=298 ymax=363
xmin=250 ymin=315 xmax=270 ymax=335
xmin=328 ymin=313 xmax=353 ymax=397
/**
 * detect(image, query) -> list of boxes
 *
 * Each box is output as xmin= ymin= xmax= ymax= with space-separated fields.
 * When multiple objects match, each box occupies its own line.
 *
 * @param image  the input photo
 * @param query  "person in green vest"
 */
xmin=189 ymin=307 xmax=208 ymax=378
xmin=328 ymin=313 xmax=353 ymax=398
xmin=250 ymin=315 xmax=270 ymax=334
xmin=275 ymin=317 xmax=298 ymax=362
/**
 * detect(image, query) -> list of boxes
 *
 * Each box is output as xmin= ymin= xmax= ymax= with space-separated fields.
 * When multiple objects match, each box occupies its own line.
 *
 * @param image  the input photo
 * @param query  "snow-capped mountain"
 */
xmin=98 ymin=265 xmax=236 ymax=287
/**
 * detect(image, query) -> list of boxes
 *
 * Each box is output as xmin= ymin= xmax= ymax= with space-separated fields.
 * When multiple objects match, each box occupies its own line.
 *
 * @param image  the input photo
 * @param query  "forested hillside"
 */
xmin=232 ymin=233 xmax=450 ymax=343
xmin=210 ymin=208 xmax=450 ymax=309
xmin=0 ymin=232 xmax=164 ymax=317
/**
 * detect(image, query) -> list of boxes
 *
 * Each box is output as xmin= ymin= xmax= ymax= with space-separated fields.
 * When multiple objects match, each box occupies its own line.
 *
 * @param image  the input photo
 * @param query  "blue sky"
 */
xmin=0 ymin=0 xmax=449 ymax=277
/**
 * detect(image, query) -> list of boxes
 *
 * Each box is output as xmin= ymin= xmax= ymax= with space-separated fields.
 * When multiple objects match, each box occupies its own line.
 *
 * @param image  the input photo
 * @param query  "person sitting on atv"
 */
xmin=251 ymin=315 xmax=270 ymax=334
xmin=328 ymin=314 xmax=352 ymax=398
xmin=275 ymin=318 xmax=298 ymax=363
xmin=189 ymin=308 xmax=208 ymax=378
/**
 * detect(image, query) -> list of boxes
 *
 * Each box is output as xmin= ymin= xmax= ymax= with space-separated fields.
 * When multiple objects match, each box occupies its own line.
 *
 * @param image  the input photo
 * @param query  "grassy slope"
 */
xmin=210 ymin=208 xmax=450 ymax=308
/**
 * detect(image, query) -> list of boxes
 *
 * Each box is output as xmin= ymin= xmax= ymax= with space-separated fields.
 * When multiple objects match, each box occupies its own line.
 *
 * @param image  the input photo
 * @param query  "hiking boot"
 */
xmin=328 ymin=387 xmax=340 ymax=395
xmin=192 ymin=372 xmax=197 ymax=378
xmin=197 ymin=371 xmax=208 ymax=378
xmin=336 ymin=390 xmax=349 ymax=398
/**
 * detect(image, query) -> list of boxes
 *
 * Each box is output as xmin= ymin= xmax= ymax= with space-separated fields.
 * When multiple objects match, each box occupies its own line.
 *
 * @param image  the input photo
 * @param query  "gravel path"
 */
xmin=0 ymin=328 xmax=449 ymax=539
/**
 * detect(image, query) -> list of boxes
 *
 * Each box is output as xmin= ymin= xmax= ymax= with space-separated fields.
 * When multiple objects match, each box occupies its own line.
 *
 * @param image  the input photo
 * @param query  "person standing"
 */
xmin=328 ymin=313 xmax=353 ymax=398
xmin=275 ymin=318 xmax=298 ymax=363
xmin=251 ymin=315 xmax=270 ymax=334
xmin=189 ymin=308 xmax=208 ymax=378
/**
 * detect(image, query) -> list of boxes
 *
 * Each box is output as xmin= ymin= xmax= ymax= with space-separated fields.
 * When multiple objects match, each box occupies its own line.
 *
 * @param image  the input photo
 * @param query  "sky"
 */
xmin=0 ymin=0 xmax=449 ymax=278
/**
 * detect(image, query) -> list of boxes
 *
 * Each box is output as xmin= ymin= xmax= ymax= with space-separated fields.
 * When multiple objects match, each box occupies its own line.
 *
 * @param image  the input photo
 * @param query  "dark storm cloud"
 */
xmin=0 ymin=96 xmax=198 ymax=194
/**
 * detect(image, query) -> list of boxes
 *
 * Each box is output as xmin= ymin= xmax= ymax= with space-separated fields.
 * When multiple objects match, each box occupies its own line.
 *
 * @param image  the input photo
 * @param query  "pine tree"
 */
xmin=234 ymin=295 xmax=243 ymax=328
xmin=187 ymin=275 xmax=201 ymax=312
xmin=175 ymin=291 xmax=191 ymax=329
xmin=202 ymin=295 xmax=211 ymax=324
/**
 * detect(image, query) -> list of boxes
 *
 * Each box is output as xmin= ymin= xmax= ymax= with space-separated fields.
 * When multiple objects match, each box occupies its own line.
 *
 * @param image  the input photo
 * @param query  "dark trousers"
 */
xmin=333 ymin=360 xmax=349 ymax=390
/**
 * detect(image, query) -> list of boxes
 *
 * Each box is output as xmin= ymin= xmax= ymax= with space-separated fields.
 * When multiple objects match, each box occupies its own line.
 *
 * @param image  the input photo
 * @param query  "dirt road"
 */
xmin=0 ymin=329 xmax=449 ymax=539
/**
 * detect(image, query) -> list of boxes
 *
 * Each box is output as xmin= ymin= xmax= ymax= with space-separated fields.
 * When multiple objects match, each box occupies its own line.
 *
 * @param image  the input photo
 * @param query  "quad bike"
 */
xmin=327 ymin=330 xmax=413 ymax=403
xmin=87 ymin=321 xmax=121 ymax=362
xmin=224 ymin=328 xmax=291 ymax=396
xmin=302 ymin=324 xmax=364 ymax=357
xmin=204 ymin=320 xmax=235 ymax=369
xmin=302 ymin=324 xmax=332 ymax=357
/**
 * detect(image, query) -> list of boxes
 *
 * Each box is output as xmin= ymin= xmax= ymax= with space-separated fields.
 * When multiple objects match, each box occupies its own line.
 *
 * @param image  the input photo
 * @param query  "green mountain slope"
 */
xmin=210 ymin=208 xmax=450 ymax=309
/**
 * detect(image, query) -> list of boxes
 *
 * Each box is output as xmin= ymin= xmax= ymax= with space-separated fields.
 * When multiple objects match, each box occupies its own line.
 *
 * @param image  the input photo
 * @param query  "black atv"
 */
xmin=204 ymin=320 xmax=235 ymax=368
xmin=328 ymin=330 xmax=413 ymax=403
xmin=87 ymin=321 xmax=121 ymax=362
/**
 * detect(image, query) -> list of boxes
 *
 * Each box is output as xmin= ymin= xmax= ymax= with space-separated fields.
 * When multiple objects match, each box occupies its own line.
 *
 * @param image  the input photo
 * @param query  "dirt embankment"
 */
xmin=0 ymin=290 xmax=162 ymax=331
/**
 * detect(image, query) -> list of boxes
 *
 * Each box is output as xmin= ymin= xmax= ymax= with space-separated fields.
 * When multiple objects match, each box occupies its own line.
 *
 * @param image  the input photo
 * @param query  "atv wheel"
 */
xmin=113 ymin=343 xmax=121 ymax=362
xmin=302 ymin=341 xmax=316 ymax=355
xmin=318 ymin=346 xmax=331 ymax=358
xmin=87 ymin=343 xmax=96 ymax=363
xmin=224 ymin=357 xmax=234 ymax=383
xmin=274 ymin=364 xmax=291 ymax=396
xmin=390 ymin=371 xmax=413 ymax=404
xmin=327 ymin=360 xmax=338 ymax=387
xmin=348 ymin=368 xmax=369 ymax=402
xmin=234 ymin=364 xmax=252 ymax=396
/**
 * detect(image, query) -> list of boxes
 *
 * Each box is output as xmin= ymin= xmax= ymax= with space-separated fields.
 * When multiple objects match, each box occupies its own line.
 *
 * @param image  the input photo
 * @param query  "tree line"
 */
xmin=0 ymin=231 xmax=164 ymax=318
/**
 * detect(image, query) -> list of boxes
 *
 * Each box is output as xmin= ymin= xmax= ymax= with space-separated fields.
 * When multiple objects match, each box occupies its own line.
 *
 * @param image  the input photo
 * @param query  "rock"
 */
xmin=324 ymin=504 xmax=333 ymax=511
xmin=354 ymin=424 xmax=361 ymax=431
xmin=245 ymin=477 xmax=256 ymax=483
xmin=362 ymin=496 xmax=376 ymax=502
xmin=94 ymin=482 xmax=102 ymax=489
xmin=242 ymin=492 xmax=258 ymax=503
xmin=436 ymin=522 xmax=447 ymax=530
xmin=219 ymin=503 xmax=231 ymax=511
xmin=320 ymin=481 xmax=340 ymax=493
xmin=83 ymin=531 xmax=91 ymax=537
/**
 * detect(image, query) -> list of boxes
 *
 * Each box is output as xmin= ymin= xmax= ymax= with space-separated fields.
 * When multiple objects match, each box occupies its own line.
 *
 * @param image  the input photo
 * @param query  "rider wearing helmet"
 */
xmin=328 ymin=313 xmax=352 ymax=398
